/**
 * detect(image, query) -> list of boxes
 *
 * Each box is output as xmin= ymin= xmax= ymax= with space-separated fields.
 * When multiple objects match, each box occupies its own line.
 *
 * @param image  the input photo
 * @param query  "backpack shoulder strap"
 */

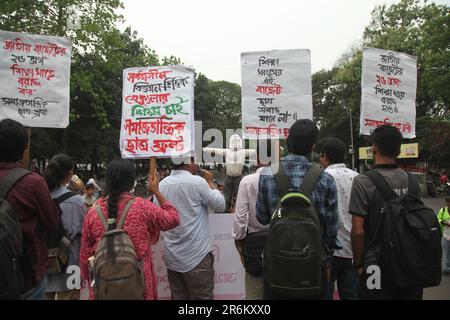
xmin=364 ymin=169 xmax=398 ymax=202
xmin=273 ymin=162 xmax=292 ymax=197
xmin=0 ymin=167 xmax=30 ymax=198
xmin=55 ymin=191 xmax=78 ymax=205
xmin=95 ymin=205 xmax=109 ymax=231
xmin=300 ymin=164 xmax=323 ymax=197
xmin=406 ymin=172 xmax=420 ymax=196
xmin=117 ymin=198 xmax=135 ymax=229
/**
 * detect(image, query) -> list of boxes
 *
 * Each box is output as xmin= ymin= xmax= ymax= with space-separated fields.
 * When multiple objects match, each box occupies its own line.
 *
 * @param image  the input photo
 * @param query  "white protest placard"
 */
xmin=360 ymin=47 xmax=417 ymax=138
xmin=120 ymin=66 xmax=195 ymax=159
xmin=241 ymin=49 xmax=312 ymax=139
xmin=0 ymin=30 xmax=71 ymax=128
xmin=153 ymin=214 xmax=246 ymax=300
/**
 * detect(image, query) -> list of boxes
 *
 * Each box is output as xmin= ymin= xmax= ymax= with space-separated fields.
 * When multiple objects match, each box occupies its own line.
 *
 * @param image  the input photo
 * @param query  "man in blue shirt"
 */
xmin=256 ymin=119 xmax=339 ymax=299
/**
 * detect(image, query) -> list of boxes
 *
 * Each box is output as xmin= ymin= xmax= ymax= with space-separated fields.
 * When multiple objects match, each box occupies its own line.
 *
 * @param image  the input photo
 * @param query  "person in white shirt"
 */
xmin=233 ymin=142 xmax=270 ymax=300
xmin=157 ymin=157 xmax=226 ymax=300
xmin=319 ymin=137 xmax=359 ymax=300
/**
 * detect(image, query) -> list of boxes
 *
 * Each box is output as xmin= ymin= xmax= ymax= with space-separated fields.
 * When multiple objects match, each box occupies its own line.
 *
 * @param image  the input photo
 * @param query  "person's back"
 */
xmin=256 ymin=120 xmax=339 ymax=299
xmin=159 ymin=167 xmax=225 ymax=273
xmin=350 ymin=165 xmax=421 ymax=299
xmin=324 ymin=165 xmax=357 ymax=258
xmin=157 ymin=158 xmax=225 ymax=299
xmin=0 ymin=119 xmax=59 ymax=299
xmin=80 ymin=159 xmax=179 ymax=300
xmin=319 ymin=137 xmax=359 ymax=300
xmin=42 ymin=154 xmax=87 ymax=300
xmin=52 ymin=188 xmax=85 ymax=267
xmin=350 ymin=125 xmax=427 ymax=300
xmin=233 ymin=161 xmax=269 ymax=300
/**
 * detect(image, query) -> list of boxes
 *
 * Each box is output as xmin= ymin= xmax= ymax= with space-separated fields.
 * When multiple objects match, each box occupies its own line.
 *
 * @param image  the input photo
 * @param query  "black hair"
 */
xmin=105 ymin=159 xmax=136 ymax=260
xmin=0 ymin=119 xmax=29 ymax=162
xmin=319 ymin=137 xmax=347 ymax=165
xmin=287 ymin=119 xmax=319 ymax=156
xmin=371 ymin=125 xmax=403 ymax=158
xmin=43 ymin=154 xmax=75 ymax=191
xmin=105 ymin=159 xmax=136 ymax=224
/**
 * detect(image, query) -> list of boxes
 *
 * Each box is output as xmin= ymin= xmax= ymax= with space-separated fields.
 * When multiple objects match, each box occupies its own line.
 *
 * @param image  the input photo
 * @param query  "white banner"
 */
xmin=241 ymin=49 xmax=312 ymax=139
xmin=120 ymin=65 xmax=195 ymax=159
xmin=0 ymin=30 xmax=71 ymax=128
xmin=153 ymin=214 xmax=246 ymax=300
xmin=360 ymin=47 xmax=417 ymax=138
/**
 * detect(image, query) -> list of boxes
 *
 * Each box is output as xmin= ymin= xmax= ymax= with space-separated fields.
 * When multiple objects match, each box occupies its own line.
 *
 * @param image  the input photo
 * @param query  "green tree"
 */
xmin=194 ymin=73 xmax=242 ymax=146
xmin=315 ymin=0 xmax=450 ymax=167
xmin=363 ymin=0 xmax=450 ymax=166
xmin=1 ymin=2 xmax=182 ymax=170
xmin=313 ymin=47 xmax=364 ymax=168
xmin=363 ymin=0 xmax=450 ymax=120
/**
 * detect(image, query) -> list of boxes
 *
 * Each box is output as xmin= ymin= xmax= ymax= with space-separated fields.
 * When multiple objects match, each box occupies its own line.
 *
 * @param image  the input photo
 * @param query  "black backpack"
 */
xmin=0 ymin=168 xmax=30 ymax=299
xmin=46 ymin=191 xmax=77 ymax=275
xmin=264 ymin=163 xmax=326 ymax=298
xmin=364 ymin=170 xmax=442 ymax=288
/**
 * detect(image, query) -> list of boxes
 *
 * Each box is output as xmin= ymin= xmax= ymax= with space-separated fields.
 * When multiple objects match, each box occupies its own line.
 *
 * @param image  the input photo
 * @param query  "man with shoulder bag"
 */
xmin=233 ymin=141 xmax=271 ymax=299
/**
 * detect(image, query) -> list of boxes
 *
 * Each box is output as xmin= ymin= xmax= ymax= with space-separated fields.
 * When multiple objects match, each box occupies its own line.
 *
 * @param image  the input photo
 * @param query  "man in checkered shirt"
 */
xmin=256 ymin=119 xmax=340 ymax=299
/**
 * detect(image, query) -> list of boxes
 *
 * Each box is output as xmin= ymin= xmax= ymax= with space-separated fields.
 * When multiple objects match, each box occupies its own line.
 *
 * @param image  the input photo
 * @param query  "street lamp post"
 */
xmin=347 ymin=104 xmax=356 ymax=171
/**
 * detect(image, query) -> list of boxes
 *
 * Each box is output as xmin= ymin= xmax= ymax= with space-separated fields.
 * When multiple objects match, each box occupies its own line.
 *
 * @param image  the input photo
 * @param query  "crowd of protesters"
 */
xmin=0 ymin=117 xmax=446 ymax=300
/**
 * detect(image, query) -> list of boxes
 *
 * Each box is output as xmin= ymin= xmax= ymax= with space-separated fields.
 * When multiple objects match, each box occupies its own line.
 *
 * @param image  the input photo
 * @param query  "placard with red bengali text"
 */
xmin=241 ymin=49 xmax=312 ymax=139
xmin=360 ymin=47 xmax=417 ymax=138
xmin=120 ymin=65 xmax=195 ymax=159
xmin=0 ymin=30 xmax=71 ymax=128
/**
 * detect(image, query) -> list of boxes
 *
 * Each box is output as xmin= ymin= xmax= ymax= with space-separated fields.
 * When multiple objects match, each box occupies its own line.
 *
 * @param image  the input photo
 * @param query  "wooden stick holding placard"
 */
xmin=21 ymin=128 xmax=32 ymax=170
xmin=149 ymin=156 xmax=157 ymax=181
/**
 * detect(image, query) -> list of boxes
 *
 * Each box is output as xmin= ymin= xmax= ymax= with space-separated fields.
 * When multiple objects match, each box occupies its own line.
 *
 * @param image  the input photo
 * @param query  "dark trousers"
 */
xmin=167 ymin=252 xmax=215 ymax=300
xmin=358 ymin=270 xmax=423 ymax=300
xmin=325 ymin=256 xmax=358 ymax=300
xmin=224 ymin=175 xmax=242 ymax=212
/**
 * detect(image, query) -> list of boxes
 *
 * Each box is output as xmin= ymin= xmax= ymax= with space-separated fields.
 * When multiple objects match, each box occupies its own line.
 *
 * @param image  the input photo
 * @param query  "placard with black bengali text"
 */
xmin=241 ymin=49 xmax=312 ymax=139
xmin=360 ymin=47 xmax=417 ymax=138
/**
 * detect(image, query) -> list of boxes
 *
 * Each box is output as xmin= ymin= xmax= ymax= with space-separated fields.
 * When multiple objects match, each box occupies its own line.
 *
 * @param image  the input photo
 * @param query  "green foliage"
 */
xmin=314 ymin=0 xmax=449 ymax=167
xmin=363 ymin=0 xmax=450 ymax=119
xmin=0 ymin=1 xmax=181 ymax=168
xmin=194 ymin=73 xmax=242 ymax=145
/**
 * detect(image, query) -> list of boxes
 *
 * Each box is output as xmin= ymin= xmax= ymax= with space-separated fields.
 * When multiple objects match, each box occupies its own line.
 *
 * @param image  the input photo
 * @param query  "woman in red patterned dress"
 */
xmin=80 ymin=159 xmax=179 ymax=299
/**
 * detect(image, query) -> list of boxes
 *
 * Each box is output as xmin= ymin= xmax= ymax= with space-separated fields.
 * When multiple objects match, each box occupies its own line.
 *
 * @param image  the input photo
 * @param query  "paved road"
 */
xmin=422 ymin=197 xmax=450 ymax=300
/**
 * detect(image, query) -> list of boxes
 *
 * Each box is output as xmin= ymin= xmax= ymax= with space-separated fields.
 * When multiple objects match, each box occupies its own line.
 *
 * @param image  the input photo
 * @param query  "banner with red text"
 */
xmin=0 ymin=30 xmax=71 ymax=128
xmin=120 ymin=65 xmax=195 ymax=159
xmin=360 ymin=47 xmax=417 ymax=138
xmin=153 ymin=214 xmax=245 ymax=300
xmin=241 ymin=49 xmax=312 ymax=139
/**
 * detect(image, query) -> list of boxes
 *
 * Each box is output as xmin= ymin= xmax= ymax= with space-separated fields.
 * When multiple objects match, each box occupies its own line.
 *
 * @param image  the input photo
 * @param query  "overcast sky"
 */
xmin=119 ymin=0 xmax=449 ymax=84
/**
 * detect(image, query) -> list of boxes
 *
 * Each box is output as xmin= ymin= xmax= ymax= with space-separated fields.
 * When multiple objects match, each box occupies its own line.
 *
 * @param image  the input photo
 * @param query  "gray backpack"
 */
xmin=93 ymin=199 xmax=145 ymax=300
